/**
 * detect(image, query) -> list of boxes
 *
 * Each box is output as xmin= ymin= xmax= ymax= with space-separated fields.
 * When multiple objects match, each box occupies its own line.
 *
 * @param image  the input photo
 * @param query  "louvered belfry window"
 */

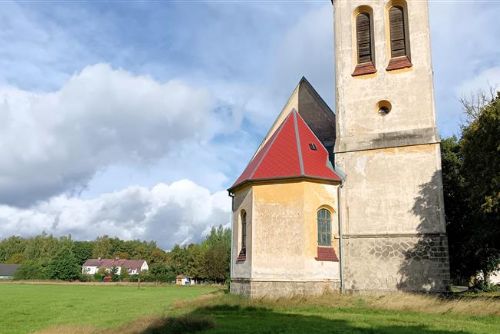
xmin=389 ymin=6 xmax=407 ymax=58
xmin=356 ymin=12 xmax=373 ymax=64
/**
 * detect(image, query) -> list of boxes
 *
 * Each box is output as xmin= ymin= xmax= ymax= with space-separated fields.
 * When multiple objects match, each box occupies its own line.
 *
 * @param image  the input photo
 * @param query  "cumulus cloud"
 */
xmin=457 ymin=67 xmax=500 ymax=97
xmin=0 ymin=179 xmax=230 ymax=249
xmin=0 ymin=64 xmax=221 ymax=206
xmin=429 ymin=2 xmax=500 ymax=135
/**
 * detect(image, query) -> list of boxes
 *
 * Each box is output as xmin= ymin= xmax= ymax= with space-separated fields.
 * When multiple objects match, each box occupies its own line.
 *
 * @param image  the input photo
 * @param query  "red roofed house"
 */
xmin=82 ymin=258 xmax=148 ymax=276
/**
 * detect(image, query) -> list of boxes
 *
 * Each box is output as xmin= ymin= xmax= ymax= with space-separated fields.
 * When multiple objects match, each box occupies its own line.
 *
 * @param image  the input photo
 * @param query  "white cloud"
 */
xmin=0 ymin=179 xmax=231 ymax=249
xmin=0 ymin=64 xmax=221 ymax=206
xmin=429 ymin=2 xmax=500 ymax=135
xmin=272 ymin=4 xmax=333 ymax=103
xmin=457 ymin=67 xmax=500 ymax=97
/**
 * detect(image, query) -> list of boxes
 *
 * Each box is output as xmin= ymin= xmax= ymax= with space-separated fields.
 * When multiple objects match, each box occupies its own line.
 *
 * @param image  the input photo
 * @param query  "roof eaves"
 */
xmin=228 ymin=175 xmax=341 ymax=193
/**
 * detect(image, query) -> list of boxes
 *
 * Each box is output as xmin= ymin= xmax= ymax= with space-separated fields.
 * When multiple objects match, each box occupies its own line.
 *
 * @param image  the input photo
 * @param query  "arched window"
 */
xmin=353 ymin=8 xmax=376 ymax=76
xmin=241 ymin=211 xmax=247 ymax=253
xmin=356 ymin=12 xmax=373 ymax=64
xmin=389 ymin=6 xmax=408 ymax=58
xmin=239 ymin=210 xmax=247 ymax=259
xmin=387 ymin=3 xmax=412 ymax=70
xmin=317 ymin=209 xmax=332 ymax=247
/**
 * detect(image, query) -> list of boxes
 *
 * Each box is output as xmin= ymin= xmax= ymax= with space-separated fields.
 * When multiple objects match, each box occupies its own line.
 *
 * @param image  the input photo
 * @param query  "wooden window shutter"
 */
xmin=389 ymin=6 xmax=407 ymax=58
xmin=356 ymin=13 xmax=373 ymax=64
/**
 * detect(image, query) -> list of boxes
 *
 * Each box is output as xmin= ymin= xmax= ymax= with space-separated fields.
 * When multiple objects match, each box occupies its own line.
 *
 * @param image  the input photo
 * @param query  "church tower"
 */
xmin=333 ymin=0 xmax=450 ymax=291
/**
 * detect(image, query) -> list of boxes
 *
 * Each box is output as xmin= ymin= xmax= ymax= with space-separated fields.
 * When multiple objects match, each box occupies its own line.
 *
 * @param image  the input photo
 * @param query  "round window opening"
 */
xmin=377 ymin=100 xmax=392 ymax=115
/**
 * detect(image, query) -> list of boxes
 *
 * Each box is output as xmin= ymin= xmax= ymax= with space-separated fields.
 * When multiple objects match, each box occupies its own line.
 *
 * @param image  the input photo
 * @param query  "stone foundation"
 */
xmin=343 ymin=234 xmax=450 ymax=292
xmin=231 ymin=279 xmax=340 ymax=298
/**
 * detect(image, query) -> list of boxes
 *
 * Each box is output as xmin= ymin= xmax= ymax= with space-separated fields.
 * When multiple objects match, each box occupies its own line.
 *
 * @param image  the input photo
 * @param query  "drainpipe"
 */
xmin=337 ymin=183 xmax=344 ymax=294
xmin=228 ymin=191 xmax=235 ymax=285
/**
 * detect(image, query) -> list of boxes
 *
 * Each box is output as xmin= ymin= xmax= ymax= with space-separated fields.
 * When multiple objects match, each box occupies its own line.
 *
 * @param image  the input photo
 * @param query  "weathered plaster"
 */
xmin=334 ymin=0 xmax=450 ymax=292
xmin=231 ymin=186 xmax=253 ymax=279
xmin=334 ymin=0 xmax=438 ymax=149
xmin=231 ymin=181 xmax=341 ymax=297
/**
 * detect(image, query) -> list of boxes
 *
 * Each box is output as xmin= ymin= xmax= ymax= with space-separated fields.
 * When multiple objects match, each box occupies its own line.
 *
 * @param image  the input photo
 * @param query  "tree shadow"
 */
xmin=397 ymin=170 xmax=450 ymax=292
xmin=140 ymin=304 xmax=473 ymax=334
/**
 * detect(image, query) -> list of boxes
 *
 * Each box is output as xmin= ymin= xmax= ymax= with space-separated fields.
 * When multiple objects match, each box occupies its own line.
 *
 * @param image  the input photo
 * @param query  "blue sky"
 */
xmin=0 ymin=1 xmax=498 ymax=249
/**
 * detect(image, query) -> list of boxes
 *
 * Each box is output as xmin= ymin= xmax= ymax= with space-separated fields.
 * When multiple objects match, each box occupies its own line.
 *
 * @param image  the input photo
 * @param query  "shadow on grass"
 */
xmin=140 ymin=304 xmax=474 ymax=334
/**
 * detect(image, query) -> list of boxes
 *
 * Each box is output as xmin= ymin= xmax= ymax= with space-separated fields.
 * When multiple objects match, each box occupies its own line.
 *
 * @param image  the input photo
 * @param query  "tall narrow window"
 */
xmin=387 ymin=4 xmax=412 ymax=70
xmin=237 ymin=210 xmax=247 ymax=261
xmin=241 ymin=211 xmax=247 ymax=253
xmin=315 ymin=208 xmax=338 ymax=262
xmin=357 ymin=13 xmax=373 ymax=64
xmin=389 ymin=6 xmax=406 ymax=58
xmin=353 ymin=10 xmax=376 ymax=76
xmin=317 ymin=209 xmax=332 ymax=247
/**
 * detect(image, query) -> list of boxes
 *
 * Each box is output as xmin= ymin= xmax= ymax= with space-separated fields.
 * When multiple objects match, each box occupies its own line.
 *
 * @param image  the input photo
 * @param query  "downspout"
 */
xmin=334 ymin=164 xmax=347 ymax=294
xmin=228 ymin=191 xmax=235 ymax=286
xmin=337 ymin=182 xmax=344 ymax=294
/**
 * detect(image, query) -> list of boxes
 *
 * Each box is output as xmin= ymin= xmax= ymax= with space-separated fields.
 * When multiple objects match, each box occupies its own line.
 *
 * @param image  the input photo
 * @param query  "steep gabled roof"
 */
xmin=253 ymin=77 xmax=336 ymax=162
xmin=229 ymin=110 xmax=341 ymax=191
xmin=0 ymin=263 xmax=20 ymax=276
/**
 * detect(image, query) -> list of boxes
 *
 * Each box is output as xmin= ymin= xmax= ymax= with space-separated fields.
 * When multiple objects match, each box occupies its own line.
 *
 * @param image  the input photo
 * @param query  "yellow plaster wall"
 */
xmin=245 ymin=181 xmax=340 ymax=281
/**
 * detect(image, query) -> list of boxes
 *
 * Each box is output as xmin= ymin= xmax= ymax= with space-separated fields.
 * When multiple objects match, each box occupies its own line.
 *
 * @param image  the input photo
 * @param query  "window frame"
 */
xmin=317 ymin=208 xmax=332 ymax=247
xmin=241 ymin=211 xmax=247 ymax=253
xmin=386 ymin=1 xmax=413 ymax=71
xmin=237 ymin=210 xmax=247 ymax=262
xmin=352 ymin=6 xmax=377 ymax=76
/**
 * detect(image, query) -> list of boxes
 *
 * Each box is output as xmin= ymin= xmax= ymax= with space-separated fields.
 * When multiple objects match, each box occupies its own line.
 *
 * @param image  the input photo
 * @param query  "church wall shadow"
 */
xmin=397 ymin=170 xmax=450 ymax=291
xmin=139 ymin=304 xmax=474 ymax=334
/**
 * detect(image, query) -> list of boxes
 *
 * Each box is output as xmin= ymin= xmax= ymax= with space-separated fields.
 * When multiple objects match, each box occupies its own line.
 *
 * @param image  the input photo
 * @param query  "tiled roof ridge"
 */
xmin=294 ymin=111 xmax=336 ymax=175
xmin=292 ymin=111 xmax=305 ymax=175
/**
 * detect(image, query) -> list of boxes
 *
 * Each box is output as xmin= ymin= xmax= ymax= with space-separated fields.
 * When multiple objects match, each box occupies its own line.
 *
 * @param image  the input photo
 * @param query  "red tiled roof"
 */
xmin=83 ymin=259 xmax=146 ymax=271
xmin=230 ymin=110 xmax=341 ymax=191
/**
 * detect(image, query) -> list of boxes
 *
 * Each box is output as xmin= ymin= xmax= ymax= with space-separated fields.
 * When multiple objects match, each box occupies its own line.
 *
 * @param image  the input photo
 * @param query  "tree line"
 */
xmin=0 ymin=225 xmax=230 ymax=283
xmin=441 ymin=91 xmax=499 ymax=288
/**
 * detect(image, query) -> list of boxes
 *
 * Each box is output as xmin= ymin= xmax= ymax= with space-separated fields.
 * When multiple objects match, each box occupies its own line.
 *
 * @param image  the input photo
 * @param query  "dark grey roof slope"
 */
xmin=0 ymin=264 xmax=20 ymax=276
xmin=296 ymin=77 xmax=336 ymax=163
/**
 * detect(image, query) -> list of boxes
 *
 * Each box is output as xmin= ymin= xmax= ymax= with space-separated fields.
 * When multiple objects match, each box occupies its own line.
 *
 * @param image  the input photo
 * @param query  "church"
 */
xmin=228 ymin=0 xmax=450 ymax=297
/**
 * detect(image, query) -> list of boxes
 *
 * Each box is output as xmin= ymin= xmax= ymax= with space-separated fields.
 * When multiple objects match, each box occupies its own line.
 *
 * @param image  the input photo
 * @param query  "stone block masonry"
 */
xmin=231 ymin=279 xmax=341 ymax=298
xmin=343 ymin=234 xmax=450 ymax=292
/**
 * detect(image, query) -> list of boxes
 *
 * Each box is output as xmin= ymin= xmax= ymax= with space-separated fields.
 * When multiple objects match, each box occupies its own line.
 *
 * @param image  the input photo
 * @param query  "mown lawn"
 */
xmin=185 ymin=299 xmax=499 ymax=334
xmin=168 ymin=294 xmax=500 ymax=334
xmin=1 ymin=283 xmax=499 ymax=334
xmin=0 ymin=283 xmax=217 ymax=334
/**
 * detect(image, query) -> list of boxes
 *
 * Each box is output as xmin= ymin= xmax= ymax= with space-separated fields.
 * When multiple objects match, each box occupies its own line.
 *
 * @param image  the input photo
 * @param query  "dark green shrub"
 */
xmin=14 ymin=261 xmax=49 ymax=280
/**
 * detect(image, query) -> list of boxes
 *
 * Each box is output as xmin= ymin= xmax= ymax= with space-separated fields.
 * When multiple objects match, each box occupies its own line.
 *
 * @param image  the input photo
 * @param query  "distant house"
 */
xmin=176 ymin=274 xmax=196 ymax=286
xmin=490 ymin=271 xmax=500 ymax=285
xmin=0 ymin=264 xmax=20 ymax=279
xmin=82 ymin=258 xmax=148 ymax=276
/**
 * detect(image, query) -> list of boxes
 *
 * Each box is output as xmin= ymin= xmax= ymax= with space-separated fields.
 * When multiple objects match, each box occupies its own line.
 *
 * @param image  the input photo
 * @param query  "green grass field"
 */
xmin=0 ymin=283 xmax=217 ymax=334
xmin=0 ymin=283 xmax=499 ymax=334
